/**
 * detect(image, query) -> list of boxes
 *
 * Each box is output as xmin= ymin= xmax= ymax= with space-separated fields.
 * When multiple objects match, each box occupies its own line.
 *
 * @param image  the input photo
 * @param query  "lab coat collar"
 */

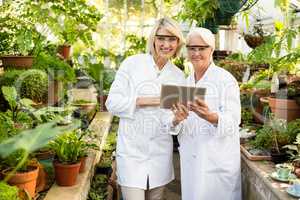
xmin=192 ymin=62 xmax=216 ymax=85
xmin=148 ymin=53 xmax=172 ymax=72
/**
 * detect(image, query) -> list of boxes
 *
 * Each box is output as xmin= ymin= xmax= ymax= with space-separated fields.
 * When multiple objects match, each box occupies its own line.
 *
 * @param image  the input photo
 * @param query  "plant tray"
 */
xmin=240 ymin=144 xmax=271 ymax=161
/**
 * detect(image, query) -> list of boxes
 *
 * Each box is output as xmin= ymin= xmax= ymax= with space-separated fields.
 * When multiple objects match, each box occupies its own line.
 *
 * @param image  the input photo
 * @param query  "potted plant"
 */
xmin=179 ymin=0 xmax=219 ymax=27
xmin=32 ymin=52 xmax=76 ymax=105
xmin=0 ymin=3 xmax=45 ymax=69
xmin=49 ymin=130 xmax=83 ymax=186
xmin=32 ymin=1 xmax=103 ymax=60
xmin=1 ymin=150 xmax=39 ymax=199
xmin=244 ymin=23 xmax=266 ymax=49
xmin=268 ymin=79 xmax=300 ymax=122
xmin=250 ymin=118 xmax=299 ymax=163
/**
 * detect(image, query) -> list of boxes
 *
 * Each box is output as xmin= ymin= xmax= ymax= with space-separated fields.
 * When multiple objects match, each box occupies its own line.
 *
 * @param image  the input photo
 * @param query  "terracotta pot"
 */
xmin=268 ymin=97 xmax=300 ymax=122
xmin=79 ymin=156 xmax=88 ymax=173
xmin=3 ymin=166 xmax=39 ymax=198
xmin=97 ymin=95 xmax=108 ymax=112
xmin=53 ymin=161 xmax=81 ymax=186
xmin=1 ymin=56 xmax=34 ymax=69
xmin=35 ymin=163 xmax=48 ymax=193
xmin=58 ymin=45 xmax=71 ymax=60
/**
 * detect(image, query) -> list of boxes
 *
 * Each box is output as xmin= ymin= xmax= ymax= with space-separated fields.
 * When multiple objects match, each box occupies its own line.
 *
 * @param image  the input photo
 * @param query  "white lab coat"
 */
xmin=178 ymin=63 xmax=241 ymax=200
xmin=105 ymin=53 xmax=185 ymax=189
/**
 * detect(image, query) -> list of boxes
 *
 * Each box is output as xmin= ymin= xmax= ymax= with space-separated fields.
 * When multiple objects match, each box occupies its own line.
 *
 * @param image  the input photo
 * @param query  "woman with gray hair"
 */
xmin=105 ymin=17 xmax=185 ymax=200
xmin=172 ymin=27 xmax=241 ymax=199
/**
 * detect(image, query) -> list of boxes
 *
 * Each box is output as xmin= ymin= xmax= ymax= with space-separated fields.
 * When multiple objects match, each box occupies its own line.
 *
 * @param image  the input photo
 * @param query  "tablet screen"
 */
xmin=160 ymin=84 xmax=206 ymax=109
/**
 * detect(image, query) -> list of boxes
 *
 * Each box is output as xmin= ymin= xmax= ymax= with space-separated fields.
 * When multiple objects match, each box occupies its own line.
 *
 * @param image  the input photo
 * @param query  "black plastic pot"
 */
xmin=271 ymin=150 xmax=288 ymax=164
xmin=96 ymin=166 xmax=112 ymax=176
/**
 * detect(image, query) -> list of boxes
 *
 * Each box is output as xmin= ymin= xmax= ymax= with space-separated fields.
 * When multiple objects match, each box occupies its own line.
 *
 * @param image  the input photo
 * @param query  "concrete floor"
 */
xmin=165 ymin=152 xmax=181 ymax=200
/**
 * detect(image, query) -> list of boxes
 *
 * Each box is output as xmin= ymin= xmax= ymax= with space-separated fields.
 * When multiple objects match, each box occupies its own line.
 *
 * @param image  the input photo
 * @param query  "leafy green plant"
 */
xmin=87 ymin=64 xmax=116 ymax=95
xmin=0 ymin=113 xmax=16 ymax=143
xmin=1 ymin=149 xmax=31 ymax=172
xmin=49 ymin=130 xmax=83 ymax=164
xmin=0 ymin=70 xmax=26 ymax=87
xmin=179 ymin=0 xmax=219 ymax=26
xmin=88 ymin=174 xmax=108 ymax=200
xmin=102 ymin=69 xmax=116 ymax=94
xmin=1 ymin=86 xmax=33 ymax=124
xmin=124 ymin=34 xmax=147 ymax=58
xmin=0 ymin=181 xmax=20 ymax=200
xmin=33 ymin=52 xmax=75 ymax=83
xmin=241 ymin=108 xmax=254 ymax=126
xmin=15 ymin=69 xmax=48 ymax=103
xmin=0 ymin=2 xmax=46 ymax=56
xmin=103 ymin=131 xmax=117 ymax=153
xmin=284 ymin=133 xmax=300 ymax=162
xmin=77 ymin=129 xmax=99 ymax=158
xmin=28 ymin=0 xmax=103 ymax=47
xmin=31 ymin=106 xmax=76 ymax=125
xmin=0 ymin=120 xmax=81 ymax=181
xmin=251 ymin=118 xmax=300 ymax=153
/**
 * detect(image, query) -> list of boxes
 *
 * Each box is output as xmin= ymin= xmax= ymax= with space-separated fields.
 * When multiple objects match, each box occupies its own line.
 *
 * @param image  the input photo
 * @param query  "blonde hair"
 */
xmin=147 ymin=17 xmax=184 ymax=58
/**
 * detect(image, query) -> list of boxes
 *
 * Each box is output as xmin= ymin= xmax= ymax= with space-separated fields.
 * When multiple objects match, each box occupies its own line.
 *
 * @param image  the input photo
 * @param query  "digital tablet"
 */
xmin=160 ymin=84 xmax=206 ymax=109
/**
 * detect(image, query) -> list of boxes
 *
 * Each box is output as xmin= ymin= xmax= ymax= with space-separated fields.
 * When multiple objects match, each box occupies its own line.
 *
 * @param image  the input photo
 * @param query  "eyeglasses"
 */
xmin=155 ymin=34 xmax=178 ymax=43
xmin=186 ymin=45 xmax=210 ymax=52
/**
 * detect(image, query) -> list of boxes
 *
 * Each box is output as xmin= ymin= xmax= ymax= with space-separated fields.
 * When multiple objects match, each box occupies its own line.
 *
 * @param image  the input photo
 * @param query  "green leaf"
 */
xmin=0 ymin=120 xmax=81 ymax=157
xmin=19 ymin=98 xmax=34 ymax=108
xmin=1 ymin=86 xmax=17 ymax=110
xmin=283 ymin=144 xmax=298 ymax=151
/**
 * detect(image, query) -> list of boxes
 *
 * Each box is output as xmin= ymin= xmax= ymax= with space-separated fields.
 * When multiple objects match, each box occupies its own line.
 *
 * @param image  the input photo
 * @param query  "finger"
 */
xmin=179 ymin=104 xmax=189 ymax=114
xmin=195 ymin=98 xmax=206 ymax=107
xmin=171 ymin=105 xmax=177 ymax=114
xmin=176 ymin=102 xmax=183 ymax=112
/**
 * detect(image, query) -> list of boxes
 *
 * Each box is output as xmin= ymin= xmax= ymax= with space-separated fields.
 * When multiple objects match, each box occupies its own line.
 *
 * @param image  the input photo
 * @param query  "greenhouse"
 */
xmin=0 ymin=0 xmax=300 ymax=200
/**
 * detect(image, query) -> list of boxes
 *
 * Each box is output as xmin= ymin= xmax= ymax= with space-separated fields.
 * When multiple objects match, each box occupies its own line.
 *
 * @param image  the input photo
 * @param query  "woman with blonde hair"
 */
xmin=105 ymin=17 xmax=186 ymax=200
xmin=173 ymin=27 xmax=241 ymax=200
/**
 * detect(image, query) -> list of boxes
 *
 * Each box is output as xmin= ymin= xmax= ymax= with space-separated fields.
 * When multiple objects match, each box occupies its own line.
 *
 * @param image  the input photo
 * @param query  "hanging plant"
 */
xmin=179 ymin=0 xmax=219 ymax=26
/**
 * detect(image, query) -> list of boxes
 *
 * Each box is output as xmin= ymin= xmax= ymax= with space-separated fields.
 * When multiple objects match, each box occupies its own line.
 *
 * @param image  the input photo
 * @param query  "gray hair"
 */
xmin=186 ymin=27 xmax=215 ymax=50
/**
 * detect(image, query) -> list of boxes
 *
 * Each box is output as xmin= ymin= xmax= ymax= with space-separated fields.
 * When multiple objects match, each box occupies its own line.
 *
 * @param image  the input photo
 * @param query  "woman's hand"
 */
xmin=171 ymin=103 xmax=189 ymax=126
xmin=136 ymin=97 xmax=160 ymax=107
xmin=188 ymin=98 xmax=218 ymax=124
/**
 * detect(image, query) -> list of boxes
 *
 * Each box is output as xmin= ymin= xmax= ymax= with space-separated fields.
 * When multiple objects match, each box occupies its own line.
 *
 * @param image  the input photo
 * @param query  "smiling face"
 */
xmin=154 ymin=27 xmax=179 ymax=60
xmin=186 ymin=34 xmax=213 ymax=70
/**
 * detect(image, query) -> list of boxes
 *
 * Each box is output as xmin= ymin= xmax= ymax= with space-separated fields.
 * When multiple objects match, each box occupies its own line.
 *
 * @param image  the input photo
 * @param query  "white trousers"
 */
xmin=121 ymin=185 xmax=165 ymax=200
